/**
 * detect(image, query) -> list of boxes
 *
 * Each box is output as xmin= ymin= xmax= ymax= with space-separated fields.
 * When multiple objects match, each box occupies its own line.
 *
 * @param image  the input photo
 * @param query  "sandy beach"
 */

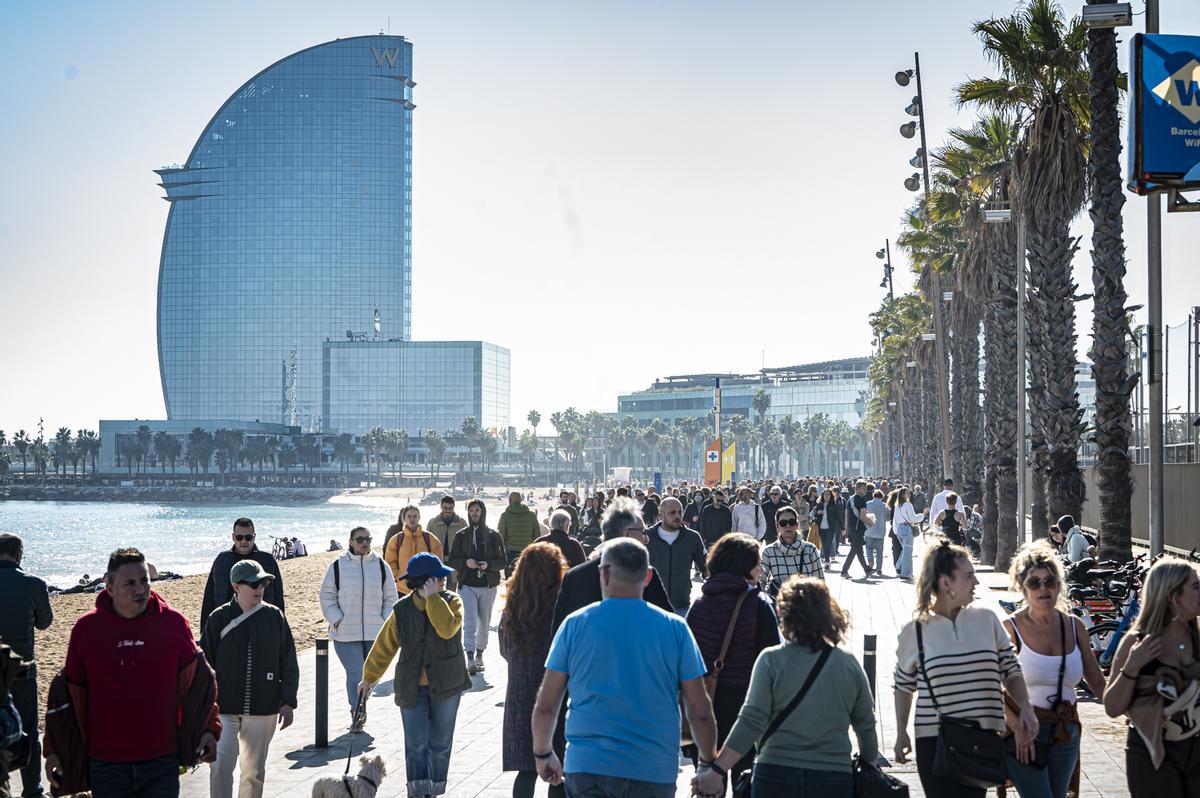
xmin=31 ymin=549 xmax=342 ymax=714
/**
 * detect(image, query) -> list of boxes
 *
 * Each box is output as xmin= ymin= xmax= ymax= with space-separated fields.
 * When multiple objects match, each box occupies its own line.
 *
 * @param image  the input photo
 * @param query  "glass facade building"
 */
xmin=617 ymin=358 xmax=871 ymax=426
xmin=322 ymin=340 xmax=510 ymax=435
xmin=156 ymin=36 xmax=416 ymax=426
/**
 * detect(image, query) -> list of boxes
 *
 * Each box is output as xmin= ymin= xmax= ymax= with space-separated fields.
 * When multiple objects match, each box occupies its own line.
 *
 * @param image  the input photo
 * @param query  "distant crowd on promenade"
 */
xmin=0 ymin=473 xmax=1195 ymax=798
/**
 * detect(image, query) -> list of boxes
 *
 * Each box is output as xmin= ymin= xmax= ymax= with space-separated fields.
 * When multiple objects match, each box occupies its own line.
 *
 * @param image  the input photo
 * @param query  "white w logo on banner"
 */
xmin=371 ymin=46 xmax=401 ymax=68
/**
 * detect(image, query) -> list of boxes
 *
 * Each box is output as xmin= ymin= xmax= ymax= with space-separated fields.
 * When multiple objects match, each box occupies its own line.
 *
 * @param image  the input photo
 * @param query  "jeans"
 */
xmin=210 ymin=713 xmax=277 ymax=798
xmin=401 ymin=686 xmax=461 ymax=796
xmin=819 ymin=527 xmax=837 ymax=563
xmin=564 ymin=772 xmax=675 ymax=797
xmin=11 ymin=677 xmax=41 ymax=797
xmin=865 ymin=536 xmax=885 ymax=572
xmin=1006 ymin=721 xmax=1079 ymax=798
xmin=897 ymin=524 xmax=914 ymax=578
xmin=750 ymin=763 xmax=852 ymax=798
xmin=333 ymin=639 xmax=373 ymax=712
xmin=88 ymin=755 xmax=180 ymax=798
xmin=460 ymin=584 xmax=497 ymax=652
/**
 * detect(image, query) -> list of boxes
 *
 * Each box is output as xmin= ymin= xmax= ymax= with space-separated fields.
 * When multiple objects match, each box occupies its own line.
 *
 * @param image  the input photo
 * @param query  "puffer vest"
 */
xmin=686 ymin=573 xmax=762 ymax=687
xmin=391 ymin=593 xmax=472 ymax=709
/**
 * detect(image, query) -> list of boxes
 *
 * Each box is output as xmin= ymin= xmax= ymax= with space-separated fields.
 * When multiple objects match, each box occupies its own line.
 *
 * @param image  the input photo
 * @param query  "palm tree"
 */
xmin=53 ymin=427 xmax=73 ymax=478
xmin=527 ymin=410 xmax=541 ymax=437
xmin=479 ymin=434 xmax=499 ymax=474
xmin=12 ymin=430 xmax=29 ymax=479
xmin=752 ymin=389 xmax=771 ymax=425
xmin=153 ymin=431 xmax=173 ymax=475
xmin=277 ymin=442 xmax=297 ymax=475
xmin=332 ymin=433 xmax=356 ymax=473
xmin=118 ymin=437 xmax=138 ymax=477
xmin=424 ymin=431 xmax=447 ymax=481
xmin=959 ymin=0 xmax=1090 ymax=534
xmin=76 ymin=429 xmax=100 ymax=475
xmin=460 ymin=417 xmax=482 ymax=481
xmin=1085 ymin=0 xmax=1133 ymax=560
xmin=518 ymin=430 xmax=538 ymax=474
xmin=187 ymin=427 xmax=214 ymax=476
xmin=133 ymin=425 xmax=153 ymax=475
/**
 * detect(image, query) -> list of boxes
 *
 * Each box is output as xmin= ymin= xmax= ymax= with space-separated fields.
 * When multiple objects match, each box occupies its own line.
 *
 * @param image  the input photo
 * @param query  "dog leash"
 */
xmin=344 ymin=695 xmax=367 ymax=775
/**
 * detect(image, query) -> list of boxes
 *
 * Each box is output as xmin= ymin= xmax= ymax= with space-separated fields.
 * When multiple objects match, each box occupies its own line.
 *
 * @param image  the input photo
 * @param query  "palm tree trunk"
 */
xmin=1024 ymin=240 xmax=1055 ymax=541
xmin=1087 ymin=8 xmax=1134 ymax=560
xmin=988 ymin=222 xmax=1021 ymax=569
xmin=952 ymin=312 xmax=985 ymax=507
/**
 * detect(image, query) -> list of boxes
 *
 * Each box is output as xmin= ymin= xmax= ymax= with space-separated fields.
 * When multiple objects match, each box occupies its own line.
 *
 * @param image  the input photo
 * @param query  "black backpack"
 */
xmin=333 ymin=557 xmax=388 ymax=592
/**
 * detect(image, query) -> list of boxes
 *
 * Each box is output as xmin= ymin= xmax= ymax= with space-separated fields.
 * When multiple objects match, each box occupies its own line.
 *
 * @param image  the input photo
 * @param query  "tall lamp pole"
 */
xmin=898 ymin=53 xmax=953 ymax=480
xmin=1145 ymin=0 xmax=1165 ymax=555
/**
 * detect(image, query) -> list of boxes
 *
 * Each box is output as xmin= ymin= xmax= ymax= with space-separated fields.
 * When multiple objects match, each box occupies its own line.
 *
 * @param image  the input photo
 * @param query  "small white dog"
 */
xmin=311 ymin=754 xmax=387 ymax=798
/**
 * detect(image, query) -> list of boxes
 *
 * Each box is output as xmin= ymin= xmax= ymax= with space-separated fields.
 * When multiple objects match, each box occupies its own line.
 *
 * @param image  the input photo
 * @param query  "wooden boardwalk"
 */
xmin=178 ymin=540 xmax=1131 ymax=797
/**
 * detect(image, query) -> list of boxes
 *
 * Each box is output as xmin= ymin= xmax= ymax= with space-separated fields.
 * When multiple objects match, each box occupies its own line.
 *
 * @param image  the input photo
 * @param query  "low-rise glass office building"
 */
xmin=322 ymin=340 xmax=510 ymax=435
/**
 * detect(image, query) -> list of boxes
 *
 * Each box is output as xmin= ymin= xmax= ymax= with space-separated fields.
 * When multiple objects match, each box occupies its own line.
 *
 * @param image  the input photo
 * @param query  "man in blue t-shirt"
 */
xmin=532 ymin=538 xmax=717 ymax=796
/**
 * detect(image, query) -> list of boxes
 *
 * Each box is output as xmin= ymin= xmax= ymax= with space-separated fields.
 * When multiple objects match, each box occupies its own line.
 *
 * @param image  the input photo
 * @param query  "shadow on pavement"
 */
xmin=284 ymin=731 xmax=376 ymax=769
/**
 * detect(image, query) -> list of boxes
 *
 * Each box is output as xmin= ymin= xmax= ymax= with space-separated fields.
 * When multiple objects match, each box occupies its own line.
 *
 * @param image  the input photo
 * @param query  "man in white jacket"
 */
xmin=319 ymin=526 xmax=399 ymax=730
xmin=730 ymin=486 xmax=767 ymax=541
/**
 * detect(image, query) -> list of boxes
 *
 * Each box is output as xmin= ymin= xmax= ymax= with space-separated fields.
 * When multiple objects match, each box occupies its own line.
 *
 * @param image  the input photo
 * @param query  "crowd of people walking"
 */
xmin=0 ymin=474 xmax=1197 ymax=798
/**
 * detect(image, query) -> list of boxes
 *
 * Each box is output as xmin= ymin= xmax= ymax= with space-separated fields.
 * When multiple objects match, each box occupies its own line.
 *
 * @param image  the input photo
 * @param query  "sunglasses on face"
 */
xmin=777 ymin=518 xmax=799 ymax=527
xmin=353 ymin=536 xmax=372 ymax=544
xmin=1025 ymin=576 xmax=1058 ymax=590
xmin=234 ymin=534 xmax=255 ymax=541
xmin=241 ymin=579 xmax=269 ymax=590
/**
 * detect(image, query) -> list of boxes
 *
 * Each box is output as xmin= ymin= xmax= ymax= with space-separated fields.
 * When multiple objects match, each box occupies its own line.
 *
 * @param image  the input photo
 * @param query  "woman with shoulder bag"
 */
xmin=686 ymin=534 xmax=782 ymax=786
xmin=893 ymin=540 xmax=1039 ymax=798
xmin=692 ymin=576 xmax=877 ymax=798
xmin=1003 ymin=542 xmax=1105 ymax=798
xmin=1103 ymin=558 xmax=1200 ymax=798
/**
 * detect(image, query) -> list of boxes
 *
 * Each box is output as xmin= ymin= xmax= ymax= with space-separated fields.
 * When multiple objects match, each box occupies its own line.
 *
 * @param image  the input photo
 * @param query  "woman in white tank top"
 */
xmin=1003 ymin=543 xmax=1107 ymax=798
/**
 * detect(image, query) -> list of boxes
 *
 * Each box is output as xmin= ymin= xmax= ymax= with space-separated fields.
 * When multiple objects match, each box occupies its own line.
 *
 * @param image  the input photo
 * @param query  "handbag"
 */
xmin=730 ymin=646 xmax=833 ymax=798
xmin=682 ymin=592 xmax=750 ymax=744
xmin=916 ymin=621 xmax=1007 ymax=788
xmin=808 ymin=521 xmax=822 ymax=549
xmin=1002 ymin=614 xmax=1065 ymax=770
xmin=852 ymin=753 xmax=909 ymax=797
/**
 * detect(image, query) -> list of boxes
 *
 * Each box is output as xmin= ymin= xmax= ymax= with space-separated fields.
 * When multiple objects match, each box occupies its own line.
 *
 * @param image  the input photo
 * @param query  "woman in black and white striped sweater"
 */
xmin=891 ymin=540 xmax=1039 ymax=798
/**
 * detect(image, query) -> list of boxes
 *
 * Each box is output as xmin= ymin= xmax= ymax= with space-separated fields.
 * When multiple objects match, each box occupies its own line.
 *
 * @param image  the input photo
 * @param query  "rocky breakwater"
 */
xmin=0 ymin=484 xmax=341 ymax=504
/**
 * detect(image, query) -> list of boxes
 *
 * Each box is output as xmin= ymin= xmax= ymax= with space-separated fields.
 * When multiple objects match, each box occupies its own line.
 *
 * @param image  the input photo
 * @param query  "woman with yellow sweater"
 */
xmin=358 ymin=553 xmax=471 ymax=798
xmin=385 ymin=505 xmax=443 ymax=595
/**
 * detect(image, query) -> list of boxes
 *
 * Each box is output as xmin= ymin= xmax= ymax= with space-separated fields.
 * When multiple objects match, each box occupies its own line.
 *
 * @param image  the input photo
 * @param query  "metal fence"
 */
xmin=1077 ymin=463 xmax=1200 ymax=553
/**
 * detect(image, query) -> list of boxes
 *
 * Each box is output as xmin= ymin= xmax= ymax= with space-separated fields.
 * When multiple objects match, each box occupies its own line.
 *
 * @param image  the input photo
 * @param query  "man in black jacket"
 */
xmin=697 ymin=490 xmax=733 ymax=546
xmin=199 ymin=518 xmax=284 ymax=632
xmin=760 ymin=486 xmax=788 ymax=544
xmin=551 ymin=497 xmax=674 ymax=637
xmin=0 ymin=533 xmax=51 ymax=798
xmin=200 ymin=559 xmax=298 ymax=798
xmin=645 ymin=498 xmax=707 ymax=615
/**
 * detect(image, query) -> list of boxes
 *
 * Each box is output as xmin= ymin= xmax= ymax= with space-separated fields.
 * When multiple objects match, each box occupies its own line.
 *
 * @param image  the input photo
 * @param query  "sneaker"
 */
xmin=349 ymin=708 xmax=366 ymax=732
xmin=467 ymin=651 xmax=479 ymax=675
xmin=475 ymin=651 xmax=486 ymax=673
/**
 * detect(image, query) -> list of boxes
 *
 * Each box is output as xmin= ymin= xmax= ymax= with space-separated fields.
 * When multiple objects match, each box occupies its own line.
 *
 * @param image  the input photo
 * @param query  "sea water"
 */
xmin=0 ymin=494 xmax=517 ymax=588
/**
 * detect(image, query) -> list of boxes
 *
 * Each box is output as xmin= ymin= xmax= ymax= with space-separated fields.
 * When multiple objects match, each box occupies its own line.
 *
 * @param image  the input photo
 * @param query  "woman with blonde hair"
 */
xmin=1003 ymin=542 xmax=1106 ymax=798
xmin=1103 ymin=558 xmax=1200 ymax=797
xmin=498 ymin=543 xmax=569 ymax=798
xmin=894 ymin=540 xmax=1038 ymax=797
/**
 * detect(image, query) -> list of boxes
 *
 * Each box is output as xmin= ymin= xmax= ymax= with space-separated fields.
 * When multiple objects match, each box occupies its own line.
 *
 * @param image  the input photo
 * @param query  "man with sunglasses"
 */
xmin=199 ymin=518 xmax=284 ymax=634
xmin=759 ymin=506 xmax=823 ymax=596
xmin=319 ymin=526 xmax=399 ymax=729
xmin=200 ymin=560 xmax=298 ymax=798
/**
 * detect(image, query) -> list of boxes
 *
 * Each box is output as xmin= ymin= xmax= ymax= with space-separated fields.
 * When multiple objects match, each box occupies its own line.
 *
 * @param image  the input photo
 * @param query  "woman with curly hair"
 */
xmin=498 ymin=543 xmax=568 ymax=798
xmin=692 ymin=576 xmax=878 ymax=798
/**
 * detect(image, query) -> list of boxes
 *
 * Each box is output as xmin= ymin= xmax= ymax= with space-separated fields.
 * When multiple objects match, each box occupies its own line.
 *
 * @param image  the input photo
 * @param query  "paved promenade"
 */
xmin=177 ymin=541 xmax=1131 ymax=797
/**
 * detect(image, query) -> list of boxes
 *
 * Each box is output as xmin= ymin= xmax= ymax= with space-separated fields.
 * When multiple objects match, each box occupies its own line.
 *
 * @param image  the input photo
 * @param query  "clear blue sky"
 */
xmin=1 ymin=0 xmax=1197 ymax=436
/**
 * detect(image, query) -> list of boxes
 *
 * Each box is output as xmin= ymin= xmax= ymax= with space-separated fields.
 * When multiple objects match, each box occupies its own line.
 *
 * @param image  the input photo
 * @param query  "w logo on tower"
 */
xmin=371 ymin=46 xmax=401 ymax=68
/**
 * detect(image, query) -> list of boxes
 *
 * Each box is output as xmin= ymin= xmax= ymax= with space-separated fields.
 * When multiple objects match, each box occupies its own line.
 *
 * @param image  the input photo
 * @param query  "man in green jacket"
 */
xmin=497 ymin=491 xmax=539 ymax=570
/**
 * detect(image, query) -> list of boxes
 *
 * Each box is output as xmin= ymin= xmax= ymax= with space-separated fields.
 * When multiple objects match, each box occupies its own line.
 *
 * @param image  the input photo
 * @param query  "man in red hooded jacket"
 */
xmin=46 ymin=548 xmax=216 ymax=798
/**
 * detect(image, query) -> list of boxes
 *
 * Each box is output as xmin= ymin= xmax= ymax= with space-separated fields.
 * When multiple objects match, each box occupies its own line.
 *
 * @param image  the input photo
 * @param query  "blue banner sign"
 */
xmin=1129 ymin=34 xmax=1200 ymax=194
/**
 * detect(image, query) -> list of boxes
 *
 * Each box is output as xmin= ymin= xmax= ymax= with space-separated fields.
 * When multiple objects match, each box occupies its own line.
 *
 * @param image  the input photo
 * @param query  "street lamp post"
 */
xmin=898 ymin=53 xmax=953 ymax=481
xmin=1145 ymin=0 xmax=1165 ymax=555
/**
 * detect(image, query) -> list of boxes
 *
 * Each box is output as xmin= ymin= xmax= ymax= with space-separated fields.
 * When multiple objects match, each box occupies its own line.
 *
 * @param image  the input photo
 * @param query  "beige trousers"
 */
xmin=209 ymin=713 xmax=277 ymax=798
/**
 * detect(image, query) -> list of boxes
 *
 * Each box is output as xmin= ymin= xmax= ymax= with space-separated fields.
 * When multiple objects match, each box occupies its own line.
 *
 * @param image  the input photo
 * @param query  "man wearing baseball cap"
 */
xmin=358 ymin=553 xmax=471 ymax=798
xmin=200 ymin=559 xmax=298 ymax=798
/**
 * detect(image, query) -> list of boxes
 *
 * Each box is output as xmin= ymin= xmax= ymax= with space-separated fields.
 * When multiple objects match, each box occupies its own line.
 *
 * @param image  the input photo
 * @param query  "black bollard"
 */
xmin=863 ymin=633 xmax=877 ymax=698
xmin=315 ymin=637 xmax=329 ymax=748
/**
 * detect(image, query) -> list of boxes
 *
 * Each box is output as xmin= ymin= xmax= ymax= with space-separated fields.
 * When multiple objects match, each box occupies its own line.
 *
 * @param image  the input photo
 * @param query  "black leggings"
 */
xmin=1126 ymin=727 xmax=1200 ymax=797
xmin=915 ymin=736 xmax=986 ymax=798
xmin=513 ymin=770 xmax=566 ymax=798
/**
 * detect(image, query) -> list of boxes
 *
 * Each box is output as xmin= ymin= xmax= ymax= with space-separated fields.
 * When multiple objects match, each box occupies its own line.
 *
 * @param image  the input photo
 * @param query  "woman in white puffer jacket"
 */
xmin=319 ymin=526 xmax=399 ymax=729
